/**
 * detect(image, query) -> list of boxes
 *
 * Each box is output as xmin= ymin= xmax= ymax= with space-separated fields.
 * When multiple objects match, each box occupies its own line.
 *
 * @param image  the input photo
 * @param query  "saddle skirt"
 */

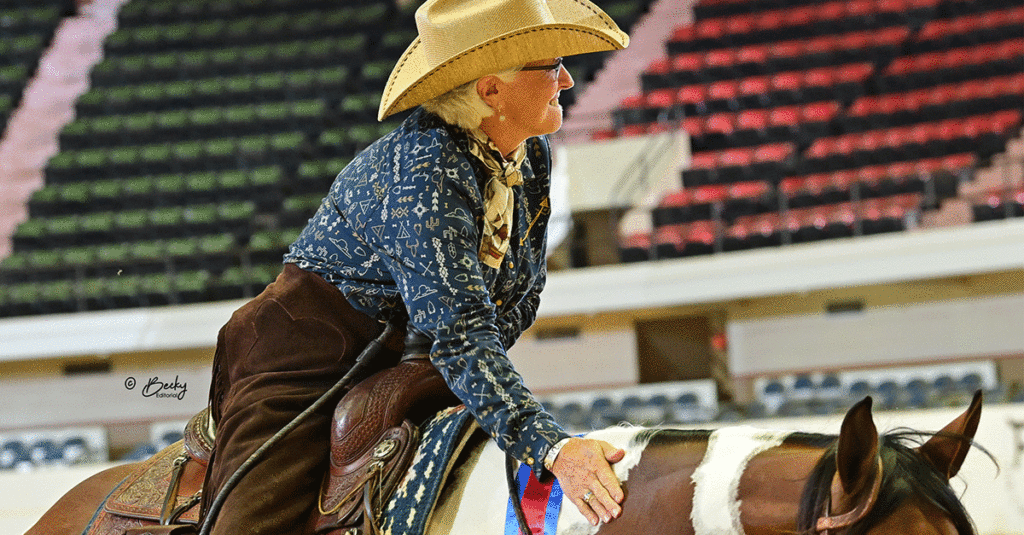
xmin=84 ymin=408 xmax=212 ymax=535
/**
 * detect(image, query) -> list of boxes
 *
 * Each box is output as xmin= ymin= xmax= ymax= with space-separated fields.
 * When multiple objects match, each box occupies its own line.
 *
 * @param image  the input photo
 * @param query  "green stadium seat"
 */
xmin=218 ymin=200 xmax=256 ymax=222
xmin=108 ymin=147 xmax=141 ymax=166
xmin=184 ymin=204 xmax=219 ymax=227
xmin=115 ymin=210 xmax=150 ymax=232
xmin=218 ymin=169 xmax=249 ymax=191
xmin=123 ymin=114 xmax=157 ymax=131
xmin=199 ymin=234 xmax=235 ymax=256
xmin=175 ymin=270 xmax=213 ymax=302
xmin=270 ymin=132 xmax=304 ymax=152
xmin=79 ymin=212 xmax=116 ymax=234
xmin=63 ymin=247 xmax=96 ymax=267
xmin=154 ymin=174 xmax=187 ymax=197
xmin=157 ymin=110 xmax=189 ymax=130
xmin=46 ymin=216 xmax=79 ymax=237
xmin=122 ymin=177 xmax=155 ymax=197
xmin=165 ymin=237 xmax=199 ymax=257
xmin=150 ymin=206 xmax=185 ymax=227
xmin=91 ymin=180 xmax=122 ymax=202
xmin=139 ymin=273 xmax=173 ymax=304
xmin=139 ymin=144 xmax=172 ymax=163
xmin=185 ymin=171 xmax=219 ymax=194
xmin=0 ymin=252 xmax=29 ymax=271
xmin=190 ymin=108 xmax=224 ymax=129
xmin=96 ymin=243 xmax=129 ymax=263
xmin=255 ymin=72 xmax=287 ymax=93
xmin=29 ymin=249 xmax=62 ymax=269
xmin=76 ymin=149 xmax=108 ymax=168
xmin=12 ymin=219 xmax=46 ymax=242
xmin=131 ymin=241 xmax=166 ymax=262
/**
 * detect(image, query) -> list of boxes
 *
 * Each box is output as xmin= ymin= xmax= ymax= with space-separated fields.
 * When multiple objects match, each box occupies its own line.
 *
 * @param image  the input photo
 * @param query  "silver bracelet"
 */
xmin=543 ymin=437 xmax=571 ymax=470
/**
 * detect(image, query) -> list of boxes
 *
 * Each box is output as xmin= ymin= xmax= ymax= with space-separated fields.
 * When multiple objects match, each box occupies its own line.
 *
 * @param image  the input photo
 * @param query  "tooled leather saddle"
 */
xmin=85 ymin=350 xmax=457 ymax=535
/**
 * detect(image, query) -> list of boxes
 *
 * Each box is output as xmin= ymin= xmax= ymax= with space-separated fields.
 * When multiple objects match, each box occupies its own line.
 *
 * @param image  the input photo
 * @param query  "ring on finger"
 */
xmin=582 ymin=490 xmax=595 ymax=503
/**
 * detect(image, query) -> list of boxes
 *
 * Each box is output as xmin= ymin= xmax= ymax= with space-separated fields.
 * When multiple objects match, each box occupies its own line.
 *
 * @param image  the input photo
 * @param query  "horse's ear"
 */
xmin=917 ymin=390 xmax=983 ymax=479
xmin=835 ymin=396 xmax=880 ymax=495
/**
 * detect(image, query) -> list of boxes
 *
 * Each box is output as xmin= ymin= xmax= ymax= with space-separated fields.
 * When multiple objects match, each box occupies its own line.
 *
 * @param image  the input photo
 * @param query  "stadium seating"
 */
xmin=617 ymin=0 xmax=1024 ymax=262
xmin=0 ymin=2 xmax=67 ymax=134
xmin=0 ymin=0 xmax=654 ymax=319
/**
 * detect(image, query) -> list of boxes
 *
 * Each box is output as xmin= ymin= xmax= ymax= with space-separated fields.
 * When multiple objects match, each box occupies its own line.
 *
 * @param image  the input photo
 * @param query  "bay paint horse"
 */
xmin=27 ymin=392 xmax=982 ymax=535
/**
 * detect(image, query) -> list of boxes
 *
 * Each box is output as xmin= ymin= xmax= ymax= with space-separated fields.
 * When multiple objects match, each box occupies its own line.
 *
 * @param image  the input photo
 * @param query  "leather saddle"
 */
xmin=88 ymin=347 xmax=457 ymax=535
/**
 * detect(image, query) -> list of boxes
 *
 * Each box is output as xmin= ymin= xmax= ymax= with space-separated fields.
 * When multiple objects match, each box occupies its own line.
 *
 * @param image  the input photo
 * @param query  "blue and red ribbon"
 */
xmin=504 ymin=462 xmax=564 ymax=535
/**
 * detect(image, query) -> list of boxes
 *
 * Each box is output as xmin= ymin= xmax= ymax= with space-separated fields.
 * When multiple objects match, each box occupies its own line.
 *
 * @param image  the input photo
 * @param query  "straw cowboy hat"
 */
xmin=378 ymin=0 xmax=630 ymax=121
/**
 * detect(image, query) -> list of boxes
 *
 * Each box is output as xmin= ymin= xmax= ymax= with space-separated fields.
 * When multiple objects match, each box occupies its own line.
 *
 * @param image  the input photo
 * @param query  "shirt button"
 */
xmin=495 ymin=299 xmax=503 ymax=306
xmin=526 ymin=456 xmax=535 ymax=465
xmin=508 ymin=262 xmax=514 ymax=269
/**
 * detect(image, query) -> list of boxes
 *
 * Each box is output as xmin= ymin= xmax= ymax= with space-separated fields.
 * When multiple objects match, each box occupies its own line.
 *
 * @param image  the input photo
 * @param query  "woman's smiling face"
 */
xmin=502 ymin=58 xmax=575 ymax=138
xmin=479 ymin=58 xmax=575 ymax=155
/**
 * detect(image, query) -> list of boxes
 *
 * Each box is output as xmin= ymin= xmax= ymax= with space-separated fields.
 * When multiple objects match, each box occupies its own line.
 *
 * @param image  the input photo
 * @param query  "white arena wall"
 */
xmin=4 ymin=402 xmax=1023 ymax=534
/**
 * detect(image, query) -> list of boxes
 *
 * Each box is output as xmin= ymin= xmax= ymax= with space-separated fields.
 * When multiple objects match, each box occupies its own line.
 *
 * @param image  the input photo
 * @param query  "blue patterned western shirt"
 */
xmin=284 ymin=108 xmax=568 ymax=476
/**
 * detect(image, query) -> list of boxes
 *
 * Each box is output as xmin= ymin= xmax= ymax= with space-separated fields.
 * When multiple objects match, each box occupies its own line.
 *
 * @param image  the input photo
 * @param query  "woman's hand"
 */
xmin=549 ymin=437 xmax=626 ymax=525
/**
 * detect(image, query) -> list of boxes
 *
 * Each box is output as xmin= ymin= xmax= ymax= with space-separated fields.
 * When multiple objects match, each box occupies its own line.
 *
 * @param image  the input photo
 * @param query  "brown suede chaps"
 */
xmin=200 ymin=263 xmax=404 ymax=535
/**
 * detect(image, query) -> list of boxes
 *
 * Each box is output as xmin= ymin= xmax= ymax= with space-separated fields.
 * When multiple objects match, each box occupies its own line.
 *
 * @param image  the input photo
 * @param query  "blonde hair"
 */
xmin=421 ymin=66 xmax=520 ymax=131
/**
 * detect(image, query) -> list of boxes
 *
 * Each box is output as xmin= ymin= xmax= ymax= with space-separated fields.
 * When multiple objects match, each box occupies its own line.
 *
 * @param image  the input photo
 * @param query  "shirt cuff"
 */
xmin=543 ymin=437 xmax=572 ymax=471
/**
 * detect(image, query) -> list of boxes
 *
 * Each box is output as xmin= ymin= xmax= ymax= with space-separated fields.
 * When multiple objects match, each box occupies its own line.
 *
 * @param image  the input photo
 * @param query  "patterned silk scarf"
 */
xmin=466 ymin=130 xmax=527 ymax=269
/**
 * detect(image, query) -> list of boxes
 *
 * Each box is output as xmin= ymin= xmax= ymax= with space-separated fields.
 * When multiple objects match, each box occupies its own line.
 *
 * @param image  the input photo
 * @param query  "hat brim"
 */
xmin=378 ymin=23 xmax=628 ymax=121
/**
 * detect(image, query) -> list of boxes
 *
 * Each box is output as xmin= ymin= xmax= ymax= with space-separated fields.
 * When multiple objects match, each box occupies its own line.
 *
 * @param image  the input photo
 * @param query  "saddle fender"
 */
xmin=317 ymin=355 xmax=460 ymax=534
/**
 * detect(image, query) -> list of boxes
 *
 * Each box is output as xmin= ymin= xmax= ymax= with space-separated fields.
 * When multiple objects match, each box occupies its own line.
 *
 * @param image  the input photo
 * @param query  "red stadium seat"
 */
xmin=645 ymin=57 xmax=671 ymax=74
xmin=736 ymin=45 xmax=769 ymax=65
xmin=729 ymin=181 xmax=770 ymax=199
xmin=802 ymin=102 xmax=838 ymax=122
xmin=620 ymin=232 xmax=650 ymax=250
xmin=803 ymin=68 xmax=834 ymax=88
xmin=755 ymin=11 xmax=785 ymax=32
xmin=785 ymin=6 xmax=816 ymax=27
xmin=645 ymin=89 xmax=675 ymax=109
xmin=706 ymin=114 xmax=736 ymax=134
xmin=691 ymin=184 xmax=728 ymax=203
xmin=738 ymin=76 xmax=770 ymax=97
xmin=704 ymin=49 xmax=735 ymax=69
xmin=676 ymin=85 xmax=706 ymax=106
xmin=736 ymin=109 xmax=769 ymax=131
xmin=716 ymin=148 xmax=752 ymax=168
xmin=845 ymin=0 xmax=874 ymax=17
xmin=754 ymin=143 xmax=792 ymax=162
xmin=725 ymin=15 xmax=756 ymax=37
xmin=836 ymin=63 xmax=872 ymax=83
xmin=659 ymin=190 xmax=691 ymax=207
xmin=771 ymin=41 xmax=805 ymax=60
xmin=770 ymin=72 xmax=803 ymax=92
xmin=686 ymin=221 xmax=716 ymax=246
xmin=620 ymin=94 xmax=645 ymax=108
xmin=768 ymin=106 xmax=800 ymax=127
xmin=671 ymin=25 xmax=697 ymax=42
xmin=707 ymin=80 xmax=739 ymax=101
xmin=817 ymin=2 xmax=846 ymax=22
xmin=671 ymin=53 xmax=704 ymax=73
xmin=691 ymin=152 xmax=720 ymax=169
xmin=681 ymin=116 xmax=704 ymax=136
xmin=696 ymin=19 xmax=726 ymax=41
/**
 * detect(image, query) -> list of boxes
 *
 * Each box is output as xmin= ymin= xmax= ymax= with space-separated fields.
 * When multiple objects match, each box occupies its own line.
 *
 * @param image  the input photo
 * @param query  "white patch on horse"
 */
xmin=554 ymin=426 xmax=655 ymax=535
xmin=690 ymin=426 xmax=792 ymax=535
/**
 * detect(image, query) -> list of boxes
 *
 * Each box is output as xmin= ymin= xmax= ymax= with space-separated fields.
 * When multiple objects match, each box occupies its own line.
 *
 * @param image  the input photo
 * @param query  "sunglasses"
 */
xmin=519 ymin=58 xmax=563 ymax=72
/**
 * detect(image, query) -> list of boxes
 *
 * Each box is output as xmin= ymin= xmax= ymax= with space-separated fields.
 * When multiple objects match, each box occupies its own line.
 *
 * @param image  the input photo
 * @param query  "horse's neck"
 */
xmin=737 ymin=444 xmax=826 ymax=533
xmin=631 ymin=432 xmax=827 ymax=535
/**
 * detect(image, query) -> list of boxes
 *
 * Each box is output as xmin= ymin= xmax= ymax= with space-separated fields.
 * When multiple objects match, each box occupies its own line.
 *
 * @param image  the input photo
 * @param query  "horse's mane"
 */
xmin=795 ymin=430 xmax=976 ymax=535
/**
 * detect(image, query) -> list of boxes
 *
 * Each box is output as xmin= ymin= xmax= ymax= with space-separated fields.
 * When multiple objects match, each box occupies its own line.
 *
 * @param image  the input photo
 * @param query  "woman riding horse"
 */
xmin=200 ymin=0 xmax=630 ymax=532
